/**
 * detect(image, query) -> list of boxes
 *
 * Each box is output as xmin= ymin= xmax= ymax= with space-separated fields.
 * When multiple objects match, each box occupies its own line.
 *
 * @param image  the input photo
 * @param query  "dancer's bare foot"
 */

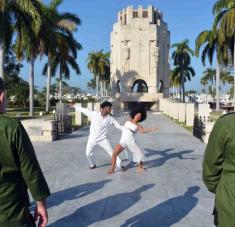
xmin=89 ymin=165 xmax=96 ymax=170
xmin=137 ymin=166 xmax=146 ymax=172
xmin=137 ymin=163 xmax=146 ymax=172
xmin=108 ymin=169 xmax=114 ymax=174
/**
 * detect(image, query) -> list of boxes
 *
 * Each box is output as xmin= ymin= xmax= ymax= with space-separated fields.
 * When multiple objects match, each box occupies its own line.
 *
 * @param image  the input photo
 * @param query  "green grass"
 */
xmin=210 ymin=111 xmax=222 ymax=121
xmin=5 ymin=108 xmax=87 ymax=131
xmin=6 ymin=111 xmax=54 ymax=120
xmin=6 ymin=107 xmax=56 ymax=119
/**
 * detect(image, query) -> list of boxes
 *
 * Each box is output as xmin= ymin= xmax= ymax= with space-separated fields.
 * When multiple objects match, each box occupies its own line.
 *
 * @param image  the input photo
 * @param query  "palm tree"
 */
xmin=87 ymin=78 xmax=96 ymax=91
xmin=201 ymin=77 xmax=208 ymax=92
xmin=171 ymin=65 xmax=195 ymax=101
xmin=43 ymin=32 xmax=82 ymax=104
xmin=47 ymin=48 xmax=80 ymax=103
xmin=171 ymin=39 xmax=195 ymax=102
xmin=14 ymin=2 xmax=45 ymax=116
xmin=41 ymin=0 xmax=81 ymax=113
xmin=212 ymin=0 xmax=235 ymax=106
xmin=202 ymin=68 xmax=216 ymax=91
xmin=220 ymin=70 xmax=233 ymax=94
xmin=0 ymin=0 xmax=41 ymax=80
xmin=100 ymin=52 xmax=111 ymax=98
xmin=200 ymin=76 xmax=209 ymax=103
xmin=87 ymin=50 xmax=109 ymax=100
xmin=195 ymin=29 xmax=226 ymax=111
xmin=170 ymin=70 xmax=181 ymax=98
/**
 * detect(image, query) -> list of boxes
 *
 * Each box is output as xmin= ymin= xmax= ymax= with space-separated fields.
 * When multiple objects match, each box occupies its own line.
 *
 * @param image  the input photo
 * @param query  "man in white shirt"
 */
xmin=74 ymin=101 xmax=124 ymax=170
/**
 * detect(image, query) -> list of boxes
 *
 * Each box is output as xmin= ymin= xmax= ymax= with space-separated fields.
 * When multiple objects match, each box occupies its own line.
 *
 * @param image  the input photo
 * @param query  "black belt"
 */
xmin=128 ymin=129 xmax=136 ymax=134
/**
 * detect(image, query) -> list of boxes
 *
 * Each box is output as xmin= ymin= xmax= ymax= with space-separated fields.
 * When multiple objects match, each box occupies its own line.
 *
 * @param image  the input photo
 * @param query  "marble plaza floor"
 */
xmin=33 ymin=113 xmax=214 ymax=227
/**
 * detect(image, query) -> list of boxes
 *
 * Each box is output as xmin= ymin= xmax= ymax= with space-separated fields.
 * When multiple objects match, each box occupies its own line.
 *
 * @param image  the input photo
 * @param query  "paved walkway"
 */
xmin=33 ymin=113 xmax=214 ymax=227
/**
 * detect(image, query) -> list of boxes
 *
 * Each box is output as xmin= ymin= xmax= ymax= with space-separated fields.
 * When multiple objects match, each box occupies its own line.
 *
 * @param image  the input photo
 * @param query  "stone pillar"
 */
xmin=138 ymin=5 xmax=143 ymax=18
xmin=159 ymin=99 xmax=164 ymax=112
xmin=165 ymin=100 xmax=170 ymax=116
xmin=186 ymin=103 xmax=195 ymax=127
xmin=126 ymin=5 xmax=133 ymax=24
xmin=162 ymin=99 xmax=167 ymax=113
xmin=120 ymin=102 xmax=125 ymax=111
xmin=87 ymin=102 xmax=94 ymax=121
xmin=94 ymin=102 xmax=100 ymax=111
xmin=75 ymin=103 xmax=82 ymax=126
xmin=202 ymin=122 xmax=215 ymax=144
xmin=172 ymin=103 xmax=179 ymax=120
xmin=148 ymin=5 xmax=154 ymax=23
xmin=169 ymin=103 xmax=174 ymax=118
xmin=178 ymin=103 xmax=186 ymax=123
xmin=198 ymin=104 xmax=210 ymax=120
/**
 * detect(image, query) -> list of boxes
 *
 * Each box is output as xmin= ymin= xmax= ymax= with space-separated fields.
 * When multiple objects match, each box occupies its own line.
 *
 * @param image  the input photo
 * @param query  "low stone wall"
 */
xmin=21 ymin=119 xmax=58 ymax=142
xmin=159 ymin=98 xmax=215 ymax=143
xmin=159 ymin=98 xmax=194 ymax=126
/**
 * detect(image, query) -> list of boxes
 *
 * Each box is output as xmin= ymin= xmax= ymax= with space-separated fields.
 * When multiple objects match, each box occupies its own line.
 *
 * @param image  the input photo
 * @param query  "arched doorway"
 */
xmin=117 ymin=80 xmax=122 ymax=93
xmin=132 ymin=80 xmax=148 ymax=93
xmin=159 ymin=80 xmax=164 ymax=93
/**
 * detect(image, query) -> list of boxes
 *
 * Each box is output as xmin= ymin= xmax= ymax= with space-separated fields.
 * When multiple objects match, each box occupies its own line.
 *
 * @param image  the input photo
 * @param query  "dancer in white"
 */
xmin=108 ymin=107 xmax=158 ymax=174
xmin=74 ymin=101 xmax=124 ymax=170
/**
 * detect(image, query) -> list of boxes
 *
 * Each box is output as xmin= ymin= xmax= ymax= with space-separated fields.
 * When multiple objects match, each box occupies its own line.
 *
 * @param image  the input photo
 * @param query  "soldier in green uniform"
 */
xmin=0 ymin=78 xmax=50 ymax=227
xmin=203 ymin=112 xmax=235 ymax=227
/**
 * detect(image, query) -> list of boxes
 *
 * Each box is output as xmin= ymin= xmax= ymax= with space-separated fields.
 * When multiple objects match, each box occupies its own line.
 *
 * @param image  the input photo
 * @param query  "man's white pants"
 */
xmin=86 ymin=138 xmax=122 ymax=168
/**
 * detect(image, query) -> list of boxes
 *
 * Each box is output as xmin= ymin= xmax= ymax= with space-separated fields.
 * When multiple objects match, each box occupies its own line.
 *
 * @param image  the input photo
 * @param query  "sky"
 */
xmin=20 ymin=0 xmax=215 ymax=92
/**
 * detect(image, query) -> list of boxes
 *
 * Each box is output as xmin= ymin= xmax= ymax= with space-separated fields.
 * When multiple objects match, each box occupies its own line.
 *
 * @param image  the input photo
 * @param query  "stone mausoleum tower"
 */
xmin=110 ymin=5 xmax=170 ymax=110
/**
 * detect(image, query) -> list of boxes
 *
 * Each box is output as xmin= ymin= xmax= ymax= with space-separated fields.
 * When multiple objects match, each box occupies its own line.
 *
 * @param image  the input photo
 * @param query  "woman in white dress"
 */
xmin=108 ymin=108 xmax=158 ymax=174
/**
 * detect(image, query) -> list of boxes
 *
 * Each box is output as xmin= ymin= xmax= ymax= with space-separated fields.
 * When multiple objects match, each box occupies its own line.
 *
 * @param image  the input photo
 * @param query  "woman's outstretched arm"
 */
xmin=138 ymin=125 xmax=158 ymax=133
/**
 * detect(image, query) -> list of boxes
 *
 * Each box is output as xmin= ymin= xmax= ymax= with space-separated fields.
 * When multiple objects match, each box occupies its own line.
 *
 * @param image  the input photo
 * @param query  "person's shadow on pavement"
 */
xmin=144 ymin=149 xmax=195 ymax=170
xmin=121 ymin=186 xmax=200 ymax=227
xmin=47 ymin=179 xmax=111 ymax=209
xmin=48 ymin=184 xmax=154 ymax=227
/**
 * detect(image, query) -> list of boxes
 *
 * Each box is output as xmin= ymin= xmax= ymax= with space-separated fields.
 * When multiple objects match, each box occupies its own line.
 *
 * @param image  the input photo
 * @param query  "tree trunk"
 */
xmin=104 ymin=82 xmax=107 ymax=97
xmin=29 ymin=58 xmax=35 ymax=117
xmin=205 ymin=85 xmax=208 ymax=104
xmin=100 ymin=80 xmax=103 ymax=99
xmin=216 ymin=62 xmax=220 ymax=112
xmin=46 ymin=59 xmax=51 ymax=113
xmin=181 ymin=72 xmax=185 ymax=102
xmin=96 ymin=75 xmax=99 ymax=100
xmin=172 ymin=85 xmax=175 ymax=98
xmin=0 ymin=39 xmax=4 ymax=80
xmin=179 ymin=86 xmax=182 ymax=101
xmin=102 ymin=81 xmax=106 ymax=98
xmin=59 ymin=68 xmax=62 ymax=103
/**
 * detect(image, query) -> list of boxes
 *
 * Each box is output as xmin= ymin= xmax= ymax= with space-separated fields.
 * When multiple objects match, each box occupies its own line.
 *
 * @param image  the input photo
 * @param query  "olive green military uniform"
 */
xmin=203 ymin=112 xmax=235 ymax=227
xmin=0 ymin=115 xmax=50 ymax=227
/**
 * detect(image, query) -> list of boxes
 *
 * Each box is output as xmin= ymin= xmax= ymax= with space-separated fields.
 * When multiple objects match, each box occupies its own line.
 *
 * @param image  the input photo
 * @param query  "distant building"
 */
xmin=110 ymin=5 xmax=170 ymax=110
